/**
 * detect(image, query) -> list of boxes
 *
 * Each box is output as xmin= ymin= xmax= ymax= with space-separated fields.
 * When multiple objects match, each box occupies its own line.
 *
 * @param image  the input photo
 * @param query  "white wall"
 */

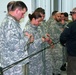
xmin=61 ymin=0 xmax=73 ymax=14
xmin=72 ymin=0 xmax=76 ymax=8
xmin=0 ymin=0 xmax=8 ymax=25
xmin=45 ymin=0 xmax=51 ymax=21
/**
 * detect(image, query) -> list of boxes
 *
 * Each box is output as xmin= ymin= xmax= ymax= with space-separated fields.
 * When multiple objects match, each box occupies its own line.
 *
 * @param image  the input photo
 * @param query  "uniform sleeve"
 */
xmin=48 ymin=22 xmax=61 ymax=44
xmin=23 ymin=24 xmax=43 ymax=50
xmin=4 ymin=21 xmax=29 ymax=51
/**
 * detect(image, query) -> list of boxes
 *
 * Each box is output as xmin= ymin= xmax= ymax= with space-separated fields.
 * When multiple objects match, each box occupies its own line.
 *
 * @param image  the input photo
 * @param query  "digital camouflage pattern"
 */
xmin=0 ymin=14 xmax=29 ymax=75
xmin=47 ymin=16 xmax=56 ymax=27
xmin=38 ymin=20 xmax=53 ymax=75
xmin=23 ymin=20 xmax=53 ymax=75
xmin=24 ymin=21 xmax=44 ymax=75
xmin=47 ymin=17 xmax=63 ymax=74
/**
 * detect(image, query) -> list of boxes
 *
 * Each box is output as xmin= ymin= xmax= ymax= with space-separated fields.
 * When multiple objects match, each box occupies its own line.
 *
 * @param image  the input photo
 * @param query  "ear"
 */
xmin=32 ymin=18 xmax=35 ymax=20
xmin=32 ymin=18 xmax=36 ymax=24
xmin=15 ymin=8 xmax=19 ymax=14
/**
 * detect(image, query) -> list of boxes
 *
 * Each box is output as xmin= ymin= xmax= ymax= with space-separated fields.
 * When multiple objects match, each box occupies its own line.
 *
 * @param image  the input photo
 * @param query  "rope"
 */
xmin=3 ymin=45 xmax=51 ymax=72
xmin=0 ymin=40 xmax=59 ymax=74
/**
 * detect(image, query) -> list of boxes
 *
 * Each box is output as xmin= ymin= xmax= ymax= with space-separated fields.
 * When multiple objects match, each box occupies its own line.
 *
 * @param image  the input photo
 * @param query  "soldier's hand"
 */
xmin=30 ymin=34 xmax=34 ymax=43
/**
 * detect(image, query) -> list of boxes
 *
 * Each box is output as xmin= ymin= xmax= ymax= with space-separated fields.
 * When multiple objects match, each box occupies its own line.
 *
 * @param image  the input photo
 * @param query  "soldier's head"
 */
xmin=52 ymin=10 xmax=58 ymax=19
xmin=28 ymin=11 xmax=42 ymax=26
xmin=70 ymin=7 xmax=76 ymax=21
xmin=55 ymin=12 xmax=61 ymax=22
xmin=34 ymin=7 xmax=45 ymax=21
xmin=7 ymin=1 xmax=28 ymax=21
xmin=61 ymin=13 xmax=65 ymax=21
xmin=64 ymin=12 xmax=69 ymax=21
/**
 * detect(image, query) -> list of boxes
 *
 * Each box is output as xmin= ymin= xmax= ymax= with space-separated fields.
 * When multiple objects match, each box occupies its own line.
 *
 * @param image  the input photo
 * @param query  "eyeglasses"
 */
xmin=70 ymin=11 xmax=76 ymax=15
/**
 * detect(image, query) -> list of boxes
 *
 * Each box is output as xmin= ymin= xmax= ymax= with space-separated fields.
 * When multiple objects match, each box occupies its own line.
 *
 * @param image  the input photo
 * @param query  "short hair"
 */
xmin=7 ymin=1 xmax=16 ymax=11
xmin=52 ymin=10 xmax=58 ymax=16
xmin=72 ymin=7 xmax=76 ymax=12
xmin=34 ymin=7 xmax=45 ymax=14
xmin=7 ymin=1 xmax=28 ymax=12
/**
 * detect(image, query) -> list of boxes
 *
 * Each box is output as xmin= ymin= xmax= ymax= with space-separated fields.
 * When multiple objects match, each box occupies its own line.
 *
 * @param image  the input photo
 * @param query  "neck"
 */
xmin=8 ymin=12 xmax=19 ymax=21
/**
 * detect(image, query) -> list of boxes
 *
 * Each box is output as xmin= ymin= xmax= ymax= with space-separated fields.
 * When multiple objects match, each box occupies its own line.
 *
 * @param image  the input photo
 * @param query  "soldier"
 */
xmin=0 ymin=1 xmax=33 ymax=75
xmin=47 ymin=12 xmax=63 ymax=75
xmin=47 ymin=10 xmax=58 ymax=28
xmin=35 ymin=7 xmax=53 ymax=75
xmin=23 ymin=11 xmax=52 ymax=75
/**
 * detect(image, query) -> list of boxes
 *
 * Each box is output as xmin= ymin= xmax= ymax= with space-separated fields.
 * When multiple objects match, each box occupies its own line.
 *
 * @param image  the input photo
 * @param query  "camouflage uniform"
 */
xmin=47 ymin=16 xmax=55 ymax=27
xmin=24 ymin=20 xmax=52 ymax=75
xmin=0 ymin=14 xmax=29 ymax=75
xmin=38 ymin=20 xmax=53 ymax=75
xmin=47 ymin=18 xmax=63 ymax=75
